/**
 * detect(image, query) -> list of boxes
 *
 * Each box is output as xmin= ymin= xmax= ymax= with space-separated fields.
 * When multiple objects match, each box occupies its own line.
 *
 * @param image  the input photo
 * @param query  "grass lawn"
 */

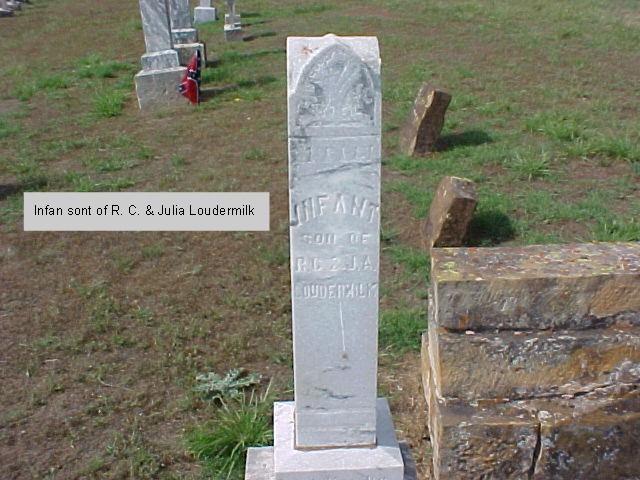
xmin=0 ymin=0 xmax=638 ymax=478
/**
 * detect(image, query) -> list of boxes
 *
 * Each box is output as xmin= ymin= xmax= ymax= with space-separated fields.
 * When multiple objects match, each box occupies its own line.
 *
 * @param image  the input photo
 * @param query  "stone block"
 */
xmin=246 ymin=442 xmax=417 ymax=480
xmin=168 ymin=0 xmax=192 ymax=30
xmin=134 ymin=67 xmax=188 ymax=111
xmin=532 ymin=390 xmax=640 ymax=479
xmin=141 ymin=49 xmax=179 ymax=71
xmin=424 ymin=176 xmax=477 ymax=251
xmin=272 ymin=400 xmax=404 ymax=480
xmin=224 ymin=23 xmax=242 ymax=41
xmin=194 ymin=6 xmax=217 ymax=23
xmin=225 ymin=12 xmax=241 ymax=25
xmin=399 ymin=83 xmax=451 ymax=156
xmin=174 ymin=42 xmax=206 ymax=67
xmin=172 ymin=27 xmax=198 ymax=44
xmin=426 ymin=321 xmax=640 ymax=402
xmin=431 ymin=242 xmax=640 ymax=331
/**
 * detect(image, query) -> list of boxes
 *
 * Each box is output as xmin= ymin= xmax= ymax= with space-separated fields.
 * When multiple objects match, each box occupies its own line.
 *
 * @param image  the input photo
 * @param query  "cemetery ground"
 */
xmin=0 ymin=0 xmax=638 ymax=478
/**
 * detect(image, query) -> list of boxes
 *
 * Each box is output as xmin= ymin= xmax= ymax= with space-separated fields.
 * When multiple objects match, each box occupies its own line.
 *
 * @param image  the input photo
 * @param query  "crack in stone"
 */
xmin=528 ymin=422 xmax=542 ymax=480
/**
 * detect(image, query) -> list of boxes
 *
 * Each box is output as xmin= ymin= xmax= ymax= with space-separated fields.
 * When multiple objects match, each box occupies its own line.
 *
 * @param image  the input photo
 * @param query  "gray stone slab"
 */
xmin=139 ymin=0 xmax=173 ymax=53
xmin=172 ymin=27 xmax=198 ymax=45
xmin=224 ymin=24 xmax=242 ymax=42
xmin=174 ymin=43 xmax=206 ymax=67
xmin=168 ymin=0 xmax=192 ymax=30
xmin=272 ymin=399 xmax=404 ymax=480
xmin=134 ymin=66 xmax=188 ymax=111
xmin=246 ymin=442 xmax=417 ymax=480
xmin=200 ymin=0 xmax=212 ymax=7
xmin=224 ymin=12 xmax=241 ymax=25
xmin=194 ymin=6 xmax=217 ymax=23
xmin=141 ymin=49 xmax=179 ymax=71
xmin=287 ymin=34 xmax=382 ymax=449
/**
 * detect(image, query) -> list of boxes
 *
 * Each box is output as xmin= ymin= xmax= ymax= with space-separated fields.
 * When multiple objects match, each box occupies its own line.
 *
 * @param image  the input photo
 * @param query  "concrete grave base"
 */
xmin=174 ymin=42 xmax=206 ymax=67
xmin=194 ymin=6 xmax=217 ymax=23
xmin=141 ymin=49 xmax=180 ymax=71
xmin=246 ymin=399 xmax=410 ymax=480
xmin=0 ymin=8 xmax=13 ymax=16
xmin=224 ymin=24 xmax=242 ymax=42
xmin=135 ymin=67 xmax=188 ymax=111
xmin=172 ymin=27 xmax=198 ymax=44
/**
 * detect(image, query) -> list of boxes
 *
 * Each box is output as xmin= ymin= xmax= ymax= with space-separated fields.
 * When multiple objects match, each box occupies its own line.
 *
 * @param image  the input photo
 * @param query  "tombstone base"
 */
xmin=174 ymin=42 xmax=207 ymax=67
xmin=141 ymin=50 xmax=180 ymax=71
xmin=0 ymin=8 xmax=13 ymax=16
xmin=245 ymin=399 xmax=409 ymax=480
xmin=134 ymin=67 xmax=189 ymax=111
xmin=225 ymin=13 xmax=241 ymax=25
xmin=172 ymin=27 xmax=198 ymax=44
xmin=194 ymin=6 xmax=217 ymax=24
xmin=224 ymin=24 xmax=243 ymax=42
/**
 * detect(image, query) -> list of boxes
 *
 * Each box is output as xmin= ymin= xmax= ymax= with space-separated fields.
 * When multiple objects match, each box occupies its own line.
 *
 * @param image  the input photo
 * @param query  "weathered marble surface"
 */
xmin=287 ymin=35 xmax=382 ymax=449
xmin=139 ymin=0 xmax=174 ymax=53
xmin=246 ymin=441 xmax=416 ymax=480
xmin=399 ymin=83 xmax=451 ymax=156
xmin=424 ymin=176 xmax=477 ymax=251
xmin=194 ymin=5 xmax=217 ymax=24
xmin=172 ymin=27 xmax=198 ymax=45
xmin=272 ymin=400 xmax=405 ymax=480
xmin=134 ymin=66 xmax=187 ymax=110
xmin=431 ymin=242 xmax=640 ymax=330
xmin=168 ymin=0 xmax=192 ymax=30
xmin=141 ymin=49 xmax=179 ymax=71
xmin=224 ymin=23 xmax=242 ymax=42
xmin=174 ymin=42 xmax=206 ymax=67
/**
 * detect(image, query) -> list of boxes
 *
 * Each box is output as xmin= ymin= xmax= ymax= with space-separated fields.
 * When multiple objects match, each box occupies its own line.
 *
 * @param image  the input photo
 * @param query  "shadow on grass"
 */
xmin=244 ymin=20 xmax=270 ymax=27
xmin=211 ymin=48 xmax=285 ymax=67
xmin=436 ymin=130 xmax=493 ymax=151
xmin=243 ymin=31 xmax=277 ymax=42
xmin=0 ymin=184 xmax=21 ymax=200
xmin=240 ymin=12 xmax=263 ymax=18
xmin=466 ymin=209 xmax=515 ymax=246
xmin=200 ymin=75 xmax=277 ymax=102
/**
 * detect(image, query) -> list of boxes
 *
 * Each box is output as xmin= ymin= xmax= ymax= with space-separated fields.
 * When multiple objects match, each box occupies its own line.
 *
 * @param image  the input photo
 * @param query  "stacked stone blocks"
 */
xmin=423 ymin=242 xmax=640 ymax=479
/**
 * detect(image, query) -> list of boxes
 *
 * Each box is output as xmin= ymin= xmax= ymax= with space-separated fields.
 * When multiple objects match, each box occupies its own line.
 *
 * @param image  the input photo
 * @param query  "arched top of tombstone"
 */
xmin=292 ymin=43 xmax=377 ymax=130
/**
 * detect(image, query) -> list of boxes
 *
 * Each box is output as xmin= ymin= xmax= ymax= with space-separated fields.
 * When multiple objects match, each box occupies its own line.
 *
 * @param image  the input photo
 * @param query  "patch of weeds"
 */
xmin=387 ymin=180 xmax=433 ymax=218
xmin=195 ymin=369 xmax=262 ymax=402
xmin=201 ymin=64 xmax=234 ymax=83
xmin=243 ymin=147 xmax=268 ymax=162
xmin=0 ymin=117 xmax=20 ymax=139
xmin=170 ymin=154 xmax=187 ymax=168
xmin=592 ymin=218 xmax=640 ymax=242
xmin=507 ymin=151 xmax=551 ymax=180
xmin=141 ymin=243 xmax=164 ymax=260
xmin=379 ymin=308 xmax=425 ymax=354
xmin=526 ymin=111 xmax=585 ymax=141
xmin=64 ymin=172 xmax=136 ymax=191
xmin=186 ymin=389 xmax=273 ymax=480
xmin=106 ymin=427 xmax=162 ymax=479
xmin=386 ymin=245 xmax=430 ymax=276
xmin=567 ymin=135 xmax=640 ymax=162
xmin=0 ymin=193 xmax=23 ymax=227
xmin=257 ymin=244 xmax=288 ymax=266
xmin=84 ymin=153 xmax=136 ymax=173
xmin=93 ymin=89 xmax=127 ymax=117
xmin=36 ymin=73 xmax=72 ymax=90
xmin=13 ymin=83 xmax=37 ymax=101
xmin=76 ymin=54 xmax=133 ymax=79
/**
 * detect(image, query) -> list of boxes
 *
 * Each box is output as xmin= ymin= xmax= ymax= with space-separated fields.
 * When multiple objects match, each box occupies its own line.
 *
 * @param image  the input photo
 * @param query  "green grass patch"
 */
xmin=379 ymin=308 xmax=425 ymax=353
xmin=76 ymin=54 xmax=133 ymax=79
xmin=186 ymin=390 xmax=273 ymax=480
xmin=386 ymin=245 xmax=430 ymax=275
xmin=92 ymin=90 xmax=127 ymax=117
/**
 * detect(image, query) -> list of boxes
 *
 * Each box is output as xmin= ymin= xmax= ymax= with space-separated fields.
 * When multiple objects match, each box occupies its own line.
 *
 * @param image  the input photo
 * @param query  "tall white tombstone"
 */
xmin=245 ymin=34 xmax=411 ymax=480
xmin=134 ymin=0 xmax=187 ymax=110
